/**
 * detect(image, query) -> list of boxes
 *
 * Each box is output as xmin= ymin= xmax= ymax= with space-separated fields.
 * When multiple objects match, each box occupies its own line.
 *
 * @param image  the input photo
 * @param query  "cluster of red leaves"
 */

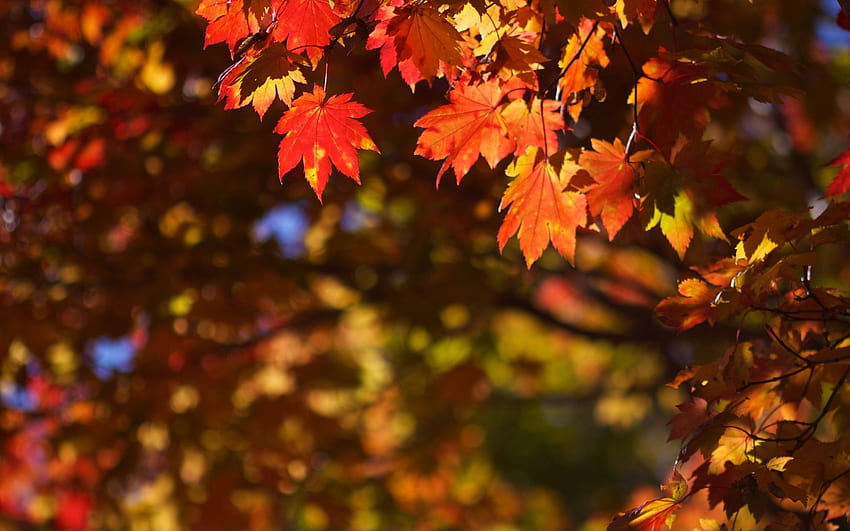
xmin=195 ymin=0 xmax=829 ymax=267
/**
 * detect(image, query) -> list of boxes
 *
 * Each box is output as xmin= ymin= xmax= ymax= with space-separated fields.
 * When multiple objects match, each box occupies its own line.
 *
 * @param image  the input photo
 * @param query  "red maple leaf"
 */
xmin=414 ymin=77 xmax=515 ymax=186
xmin=633 ymin=52 xmax=726 ymax=155
xmin=497 ymin=149 xmax=587 ymax=266
xmin=367 ymin=1 xmax=464 ymax=89
xmin=196 ymin=0 xmax=258 ymax=55
xmin=270 ymin=0 xmax=340 ymax=64
xmin=580 ymin=138 xmax=652 ymax=239
xmin=825 ymin=145 xmax=850 ymax=198
xmin=274 ymin=85 xmax=379 ymax=200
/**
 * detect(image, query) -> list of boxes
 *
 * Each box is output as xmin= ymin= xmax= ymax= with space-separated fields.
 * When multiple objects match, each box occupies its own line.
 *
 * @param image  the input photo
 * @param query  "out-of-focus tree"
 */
xmin=1 ymin=0 xmax=849 ymax=530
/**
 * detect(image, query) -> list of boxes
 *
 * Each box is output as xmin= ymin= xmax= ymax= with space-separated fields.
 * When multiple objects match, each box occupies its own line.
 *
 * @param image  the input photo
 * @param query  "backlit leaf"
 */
xmin=274 ymin=86 xmax=379 ymax=200
xmin=414 ymin=77 xmax=515 ymax=185
xmin=270 ymin=0 xmax=341 ymax=64
xmin=558 ymin=17 xmax=610 ymax=122
xmin=197 ymin=0 xmax=258 ymax=55
xmin=217 ymin=43 xmax=308 ymax=119
xmin=581 ymin=138 xmax=652 ymax=239
xmin=632 ymin=53 xmax=726 ymax=156
xmin=655 ymin=278 xmax=721 ymax=330
xmin=500 ymin=96 xmax=564 ymax=157
xmin=709 ymin=428 xmax=757 ymax=475
xmin=497 ymin=148 xmax=587 ymax=266
xmin=609 ymin=471 xmax=688 ymax=531
xmin=367 ymin=1 xmax=465 ymax=88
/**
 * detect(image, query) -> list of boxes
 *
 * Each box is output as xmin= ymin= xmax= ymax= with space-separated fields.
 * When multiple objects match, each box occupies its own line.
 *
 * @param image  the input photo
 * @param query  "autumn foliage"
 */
xmin=3 ymin=0 xmax=850 ymax=529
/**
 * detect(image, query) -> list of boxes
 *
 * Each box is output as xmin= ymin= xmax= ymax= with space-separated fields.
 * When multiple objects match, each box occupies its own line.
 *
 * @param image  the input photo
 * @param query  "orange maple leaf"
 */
xmin=558 ymin=17 xmax=610 ymax=122
xmin=217 ymin=43 xmax=307 ymax=119
xmin=274 ymin=86 xmax=379 ymax=200
xmin=367 ymin=1 xmax=464 ymax=88
xmin=414 ymin=77 xmax=515 ymax=185
xmin=581 ymin=138 xmax=652 ymax=239
xmin=483 ymin=34 xmax=549 ymax=83
xmin=655 ymin=278 xmax=722 ymax=330
xmin=497 ymin=148 xmax=587 ymax=266
xmin=501 ymin=96 xmax=565 ymax=157
xmin=270 ymin=0 xmax=340 ymax=64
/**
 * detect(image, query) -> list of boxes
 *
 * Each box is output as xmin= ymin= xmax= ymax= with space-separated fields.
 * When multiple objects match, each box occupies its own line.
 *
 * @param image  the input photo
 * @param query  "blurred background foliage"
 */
xmin=1 ymin=0 xmax=849 ymax=529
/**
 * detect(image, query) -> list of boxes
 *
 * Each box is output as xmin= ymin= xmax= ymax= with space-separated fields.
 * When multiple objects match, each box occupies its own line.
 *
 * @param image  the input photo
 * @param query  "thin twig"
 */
xmin=613 ymin=23 xmax=641 ymax=159
xmin=739 ymin=365 xmax=810 ymax=390
xmin=766 ymin=324 xmax=811 ymax=365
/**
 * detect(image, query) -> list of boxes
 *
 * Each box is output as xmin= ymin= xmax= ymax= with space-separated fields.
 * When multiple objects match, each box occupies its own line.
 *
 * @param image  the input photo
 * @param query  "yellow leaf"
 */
xmin=709 ymin=428 xmax=758 ymax=474
xmin=766 ymin=456 xmax=793 ymax=472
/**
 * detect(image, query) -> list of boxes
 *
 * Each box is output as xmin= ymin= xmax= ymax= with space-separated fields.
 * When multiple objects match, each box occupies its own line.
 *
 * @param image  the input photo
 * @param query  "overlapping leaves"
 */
xmin=196 ymin=0 xmax=811 ymax=267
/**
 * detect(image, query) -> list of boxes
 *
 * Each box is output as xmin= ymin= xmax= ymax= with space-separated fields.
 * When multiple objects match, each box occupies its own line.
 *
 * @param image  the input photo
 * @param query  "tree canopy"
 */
xmin=2 ymin=0 xmax=850 ymax=529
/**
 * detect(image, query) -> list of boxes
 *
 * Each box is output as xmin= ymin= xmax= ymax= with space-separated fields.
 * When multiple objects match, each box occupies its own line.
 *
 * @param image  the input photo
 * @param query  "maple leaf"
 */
xmin=414 ymin=77 xmax=515 ymax=185
xmin=731 ymin=208 xmax=799 ymax=263
xmin=270 ymin=0 xmax=340 ymax=64
xmin=655 ymin=278 xmax=722 ymax=330
xmin=367 ymin=1 xmax=465 ymax=88
xmin=668 ymin=397 xmax=711 ymax=442
xmin=825 ymin=145 xmax=850 ymax=198
xmin=632 ymin=52 xmax=726 ymax=156
xmin=500 ymin=96 xmax=564 ymax=157
xmin=480 ymin=34 xmax=548 ymax=83
xmin=558 ymin=17 xmax=610 ymax=122
xmin=609 ymin=471 xmax=688 ymax=531
xmin=581 ymin=138 xmax=652 ymax=239
xmin=217 ymin=43 xmax=307 ymax=119
xmin=197 ymin=0 xmax=258 ymax=55
xmin=497 ymin=148 xmax=587 ymax=266
xmin=709 ymin=427 xmax=758 ymax=475
xmin=664 ymin=38 xmax=801 ymax=104
xmin=274 ymin=85 xmax=379 ymax=200
xmin=642 ymin=140 xmax=742 ymax=258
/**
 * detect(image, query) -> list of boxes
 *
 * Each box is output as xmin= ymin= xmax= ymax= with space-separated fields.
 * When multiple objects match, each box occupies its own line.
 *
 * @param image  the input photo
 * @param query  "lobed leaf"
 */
xmin=414 ymin=77 xmax=515 ymax=185
xmin=497 ymin=149 xmax=587 ymax=266
xmin=275 ymin=86 xmax=379 ymax=200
